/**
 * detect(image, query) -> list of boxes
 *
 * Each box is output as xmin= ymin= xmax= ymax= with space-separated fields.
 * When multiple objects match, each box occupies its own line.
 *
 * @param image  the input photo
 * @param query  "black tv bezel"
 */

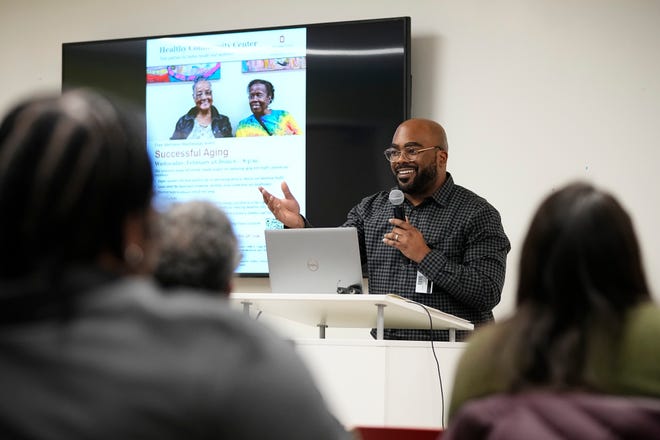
xmin=62 ymin=16 xmax=412 ymax=277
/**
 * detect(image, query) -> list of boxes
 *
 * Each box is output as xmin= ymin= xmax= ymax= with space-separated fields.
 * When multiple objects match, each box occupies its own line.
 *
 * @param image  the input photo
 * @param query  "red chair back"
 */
xmin=352 ymin=426 xmax=443 ymax=440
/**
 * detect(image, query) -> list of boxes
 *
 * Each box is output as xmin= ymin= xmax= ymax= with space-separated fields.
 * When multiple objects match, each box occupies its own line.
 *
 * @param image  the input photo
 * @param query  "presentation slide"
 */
xmin=145 ymin=28 xmax=307 ymax=274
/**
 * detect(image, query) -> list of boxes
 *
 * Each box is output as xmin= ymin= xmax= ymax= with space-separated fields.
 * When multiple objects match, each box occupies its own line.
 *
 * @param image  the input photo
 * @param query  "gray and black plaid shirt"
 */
xmin=343 ymin=173 xmax=510 ymax=341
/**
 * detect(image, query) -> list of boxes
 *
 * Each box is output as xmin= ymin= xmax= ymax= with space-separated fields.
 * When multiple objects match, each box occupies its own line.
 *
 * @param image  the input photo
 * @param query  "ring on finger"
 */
xmin=395 ymin=233 xmax=399 ymax=242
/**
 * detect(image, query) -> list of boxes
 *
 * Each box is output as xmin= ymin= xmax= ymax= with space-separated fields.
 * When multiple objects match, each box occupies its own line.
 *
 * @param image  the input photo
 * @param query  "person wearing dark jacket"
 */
xmin=170 ymin=76 xmax=232 ymax=139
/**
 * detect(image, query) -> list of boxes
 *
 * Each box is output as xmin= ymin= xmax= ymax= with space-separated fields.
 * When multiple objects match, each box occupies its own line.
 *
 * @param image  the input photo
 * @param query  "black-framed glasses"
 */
xmin=383 ymin=145 xmax=441 ymax=162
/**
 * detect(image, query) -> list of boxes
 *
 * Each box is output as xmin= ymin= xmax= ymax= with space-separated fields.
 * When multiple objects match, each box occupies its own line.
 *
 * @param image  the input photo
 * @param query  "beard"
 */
xmin=396 ymin=157 xmax=438 ymax=196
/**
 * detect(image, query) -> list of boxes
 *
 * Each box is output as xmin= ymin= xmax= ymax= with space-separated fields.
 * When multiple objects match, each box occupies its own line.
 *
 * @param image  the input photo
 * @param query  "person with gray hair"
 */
xmin=154 ymin=200 xmax=240 ymax=294
xmin=170 ymin=76 xmax=232 ymax=139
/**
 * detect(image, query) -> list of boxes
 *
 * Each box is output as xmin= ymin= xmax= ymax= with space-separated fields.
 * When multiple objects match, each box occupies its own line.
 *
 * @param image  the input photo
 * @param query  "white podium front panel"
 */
xmin=227 ymin=293 xmax=470 ymax=429
xmin=294 ymin=339 xmax=466 ymax=429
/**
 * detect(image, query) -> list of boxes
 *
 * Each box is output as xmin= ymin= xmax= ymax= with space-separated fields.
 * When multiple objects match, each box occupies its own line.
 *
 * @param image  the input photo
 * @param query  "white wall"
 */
xmin=2 ymin=0 xmax=659 ymax=319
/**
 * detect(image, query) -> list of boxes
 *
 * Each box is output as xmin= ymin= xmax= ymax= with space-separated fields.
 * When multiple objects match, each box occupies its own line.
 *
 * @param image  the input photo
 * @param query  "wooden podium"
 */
xmin=230 ymin=293 xmax=473 ymax=341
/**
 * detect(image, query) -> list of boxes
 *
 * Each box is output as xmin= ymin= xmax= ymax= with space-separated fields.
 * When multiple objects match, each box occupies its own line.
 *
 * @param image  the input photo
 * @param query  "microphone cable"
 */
xmin=404 ymin=299 xmax=446 ymax=429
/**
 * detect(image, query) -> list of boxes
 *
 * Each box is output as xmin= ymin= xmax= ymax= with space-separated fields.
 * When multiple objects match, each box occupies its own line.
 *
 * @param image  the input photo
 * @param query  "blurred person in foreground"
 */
xmin=0 ymin=89 xmax=349 ymax=440
xmin=445 ymin=181 xmax=660 ymax=438
xmin=154 ymin=200 xmax=240 ymax=295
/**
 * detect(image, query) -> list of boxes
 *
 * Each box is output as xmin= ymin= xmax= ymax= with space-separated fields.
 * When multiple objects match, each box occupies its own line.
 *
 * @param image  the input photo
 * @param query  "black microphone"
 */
xmin=389 ymin=189 xmax=406 ymax=220
xmin=389 ymin=189 xmax=409 ymax=264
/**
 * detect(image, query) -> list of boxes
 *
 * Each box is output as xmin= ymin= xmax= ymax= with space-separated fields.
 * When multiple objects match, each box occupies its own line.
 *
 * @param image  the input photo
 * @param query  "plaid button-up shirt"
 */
xmin=343 ymin=173 xmax=511 ymax=341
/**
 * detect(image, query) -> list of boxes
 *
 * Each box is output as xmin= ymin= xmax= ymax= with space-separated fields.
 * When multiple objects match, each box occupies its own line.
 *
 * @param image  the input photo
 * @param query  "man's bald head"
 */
xmin=394 ymin=118 xmax=448 ymax=151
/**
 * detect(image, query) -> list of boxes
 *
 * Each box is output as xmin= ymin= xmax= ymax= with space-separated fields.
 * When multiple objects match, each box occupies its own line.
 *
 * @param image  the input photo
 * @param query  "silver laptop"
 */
xmin=265 ymin=227 xmax=364 ymax=294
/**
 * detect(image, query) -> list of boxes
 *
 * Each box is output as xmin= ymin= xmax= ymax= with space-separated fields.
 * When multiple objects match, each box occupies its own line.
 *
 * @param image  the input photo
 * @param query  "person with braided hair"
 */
xmin=0 ymin=89 xmax=348 ymax=440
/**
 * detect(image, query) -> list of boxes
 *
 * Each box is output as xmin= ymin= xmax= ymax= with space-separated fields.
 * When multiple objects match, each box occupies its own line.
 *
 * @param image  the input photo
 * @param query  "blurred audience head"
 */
xmin=512 ymin=181 xmax=650 ymax=388
xmin=518 ymin=181 xmax=649 ymax=313
xmin=154 ymin=200 xmax=240 ymax=295
xmin=0 ymin=88 xmax=155 ymax=280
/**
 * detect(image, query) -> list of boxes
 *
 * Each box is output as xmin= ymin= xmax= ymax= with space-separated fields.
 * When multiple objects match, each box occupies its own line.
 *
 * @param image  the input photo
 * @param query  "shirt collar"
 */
xmin=429 ymin=172 xmax=454 ymax=207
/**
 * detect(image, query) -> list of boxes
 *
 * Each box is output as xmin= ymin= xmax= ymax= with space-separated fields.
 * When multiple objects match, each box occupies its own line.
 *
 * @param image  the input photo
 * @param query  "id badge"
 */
xmin=415 ymin=271 xmax=433 ymax=294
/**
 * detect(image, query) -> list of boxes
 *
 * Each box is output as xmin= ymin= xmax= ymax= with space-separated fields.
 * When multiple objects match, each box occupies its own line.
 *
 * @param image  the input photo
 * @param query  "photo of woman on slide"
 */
xmin=235 ymin=79 xmax=302 ymax=137
xmin=170 ymin=76 xmax=233 ymax=140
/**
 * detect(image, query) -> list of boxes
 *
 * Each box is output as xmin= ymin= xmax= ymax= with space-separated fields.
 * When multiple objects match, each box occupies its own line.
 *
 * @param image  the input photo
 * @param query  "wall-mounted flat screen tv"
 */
xmin=62 ymin=16 xmax=411 ymax=276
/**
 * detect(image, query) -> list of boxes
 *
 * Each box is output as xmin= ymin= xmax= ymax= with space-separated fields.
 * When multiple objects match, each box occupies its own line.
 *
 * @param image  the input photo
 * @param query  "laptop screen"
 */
xmin=265 ymin=227 xmax=364 ymax=294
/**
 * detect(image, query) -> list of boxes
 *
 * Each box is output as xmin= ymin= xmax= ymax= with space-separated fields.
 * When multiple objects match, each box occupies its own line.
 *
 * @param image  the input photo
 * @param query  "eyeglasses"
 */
xmin=383 ymin=145 xmax=441 ymax=162
xmin=195 ymin=90 xmax=212 ymax=99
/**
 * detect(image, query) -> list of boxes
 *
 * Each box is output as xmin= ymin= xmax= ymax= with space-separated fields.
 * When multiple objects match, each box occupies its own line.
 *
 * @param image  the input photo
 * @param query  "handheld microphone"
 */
xmin=388 ymin=189 xmax=409 ymax=264
xmin=389 ymin=189 xmax=406 ymax=220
